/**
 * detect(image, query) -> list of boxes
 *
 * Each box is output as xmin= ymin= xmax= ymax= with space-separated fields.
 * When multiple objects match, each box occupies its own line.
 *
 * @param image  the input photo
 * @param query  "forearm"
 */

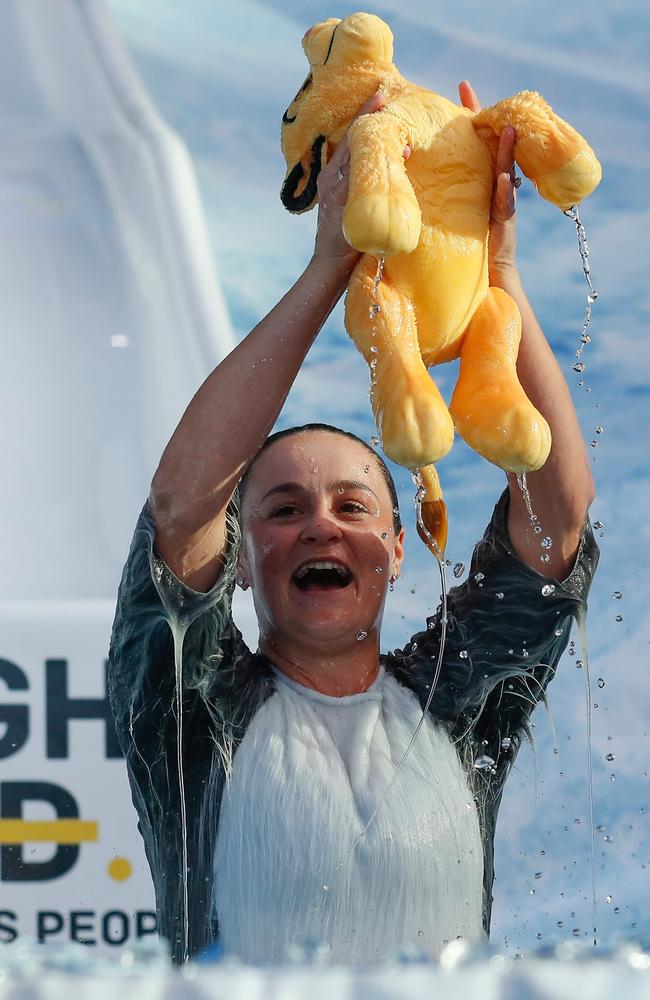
xmin=493 ymin=268 xmax=595 ymax=576
xmin=151 ymin=255 xmax=351 ymax=530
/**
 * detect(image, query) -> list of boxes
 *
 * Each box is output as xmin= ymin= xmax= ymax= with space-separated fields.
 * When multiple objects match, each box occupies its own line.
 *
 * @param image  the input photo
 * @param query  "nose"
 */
xmin=300 ymin=505 xmax=343 ymax=544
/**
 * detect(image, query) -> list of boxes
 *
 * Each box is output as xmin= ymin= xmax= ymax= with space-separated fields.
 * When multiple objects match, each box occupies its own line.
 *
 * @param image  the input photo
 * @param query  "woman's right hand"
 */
xmin=312 ymin=91 xmax=385 ymax=275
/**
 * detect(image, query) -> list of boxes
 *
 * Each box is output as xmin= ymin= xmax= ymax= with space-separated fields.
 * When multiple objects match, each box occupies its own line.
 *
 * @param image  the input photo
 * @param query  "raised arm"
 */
xmin=150 ymin=94 xmax=385 ymax=593
xmin=459 ymin=81 xmax=595 ymax=581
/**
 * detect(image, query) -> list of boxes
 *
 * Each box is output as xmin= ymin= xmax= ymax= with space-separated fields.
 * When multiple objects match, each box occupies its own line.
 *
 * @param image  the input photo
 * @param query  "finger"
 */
xmin=355 ymin=90 xmax=386 ymax=119
xmin=493 ymin=172 xmax=516 ymax=222
xmin=458 ymin=80 xmax=481 ymax=113
xmin=496 ymin=126 xmax=516 ymax=179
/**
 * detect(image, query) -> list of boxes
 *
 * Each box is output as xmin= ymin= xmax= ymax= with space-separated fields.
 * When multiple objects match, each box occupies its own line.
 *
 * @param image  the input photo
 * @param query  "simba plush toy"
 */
xmin=280 ymin=12 xmax=601 ymax=556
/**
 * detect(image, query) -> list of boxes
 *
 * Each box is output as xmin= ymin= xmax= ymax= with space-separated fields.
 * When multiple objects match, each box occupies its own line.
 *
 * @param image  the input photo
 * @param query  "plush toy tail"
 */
xmin=472 ymin=91 xmax=601 ymax=211
xmin=415 ymin=464 xmax=447 ymax=561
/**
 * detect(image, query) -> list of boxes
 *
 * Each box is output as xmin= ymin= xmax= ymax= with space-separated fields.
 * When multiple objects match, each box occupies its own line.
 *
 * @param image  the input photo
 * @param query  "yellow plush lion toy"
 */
xmin=280 ymin=12 xmax=601 ymax=555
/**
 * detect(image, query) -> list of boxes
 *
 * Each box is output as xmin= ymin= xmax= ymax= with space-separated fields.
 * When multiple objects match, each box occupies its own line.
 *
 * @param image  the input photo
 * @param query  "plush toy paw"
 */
xmin=343 ymin=192 xmax=421 ymax=257
xmin=450 ymin=387 xmax=551 ymax=473
xmin=373 ymin=361 xmax=454 ymax=468
xmin=535 ymin=147 xmax=603 ymax=211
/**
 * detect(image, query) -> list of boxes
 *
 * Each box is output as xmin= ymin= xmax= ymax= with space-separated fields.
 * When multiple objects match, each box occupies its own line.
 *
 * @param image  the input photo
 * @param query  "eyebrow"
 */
xmin=259 ymin=480 xmax=379 ymax=504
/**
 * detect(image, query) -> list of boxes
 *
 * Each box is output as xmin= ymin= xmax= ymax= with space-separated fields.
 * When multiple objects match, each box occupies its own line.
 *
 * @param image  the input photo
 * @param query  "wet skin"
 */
xmin=237 ymin=431 xmax=405 ymax=696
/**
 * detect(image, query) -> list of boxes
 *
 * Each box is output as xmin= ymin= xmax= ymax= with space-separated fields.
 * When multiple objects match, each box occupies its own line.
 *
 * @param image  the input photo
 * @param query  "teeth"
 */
xmin=296 ymin=561 xmax=349 ymax=579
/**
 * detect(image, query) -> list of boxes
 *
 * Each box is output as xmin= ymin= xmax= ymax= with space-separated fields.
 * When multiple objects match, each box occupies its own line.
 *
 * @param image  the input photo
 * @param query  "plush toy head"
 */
xmin=280 ymin=13 xmax=395 ymax=213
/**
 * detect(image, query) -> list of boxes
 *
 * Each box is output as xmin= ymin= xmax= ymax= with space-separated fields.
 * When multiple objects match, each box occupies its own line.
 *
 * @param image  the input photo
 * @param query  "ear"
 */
xmin=391 ymin=526 xmax=406 ymax=580
xmin=235 ymin=549 xmax=251 ymax=591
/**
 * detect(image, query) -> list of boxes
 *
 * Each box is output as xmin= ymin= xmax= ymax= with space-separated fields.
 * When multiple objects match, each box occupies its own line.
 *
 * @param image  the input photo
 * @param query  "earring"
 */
xmin=237 ymin=576 xmax=245 ymax=587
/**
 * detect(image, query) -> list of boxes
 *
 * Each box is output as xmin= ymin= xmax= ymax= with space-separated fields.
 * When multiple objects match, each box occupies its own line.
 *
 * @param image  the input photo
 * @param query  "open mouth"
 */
xmin=292 ymin=560 xmax=353 ymax=592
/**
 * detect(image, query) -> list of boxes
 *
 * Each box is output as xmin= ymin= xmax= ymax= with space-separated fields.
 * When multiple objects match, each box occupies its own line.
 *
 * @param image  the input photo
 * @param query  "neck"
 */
xmin=259 ymin=634 xmax=381 ymax=697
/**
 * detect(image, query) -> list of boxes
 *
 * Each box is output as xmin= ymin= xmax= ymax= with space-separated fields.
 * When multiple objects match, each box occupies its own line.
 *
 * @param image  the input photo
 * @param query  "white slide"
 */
xmin=0 ymin=0 xmax=234 ymax=600
xmin=0 ymin=0 xmax=234 ymax=952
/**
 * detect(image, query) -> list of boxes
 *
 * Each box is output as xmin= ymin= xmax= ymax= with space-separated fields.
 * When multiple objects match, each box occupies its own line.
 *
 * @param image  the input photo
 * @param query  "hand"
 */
xmin=459 ymin=80 xmax=518 ymax=283
xmin=312 ymin=91 xmax=386 ymax=274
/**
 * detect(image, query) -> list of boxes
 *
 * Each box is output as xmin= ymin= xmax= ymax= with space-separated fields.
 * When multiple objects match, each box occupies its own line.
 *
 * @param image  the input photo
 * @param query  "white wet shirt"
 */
xmin=213 ymin=665 xmax=484 ymax=964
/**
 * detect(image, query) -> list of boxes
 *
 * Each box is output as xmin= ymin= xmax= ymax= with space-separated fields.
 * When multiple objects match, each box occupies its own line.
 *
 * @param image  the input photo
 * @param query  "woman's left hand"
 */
xmin=458 ymin=80 xmax=518 ymax=283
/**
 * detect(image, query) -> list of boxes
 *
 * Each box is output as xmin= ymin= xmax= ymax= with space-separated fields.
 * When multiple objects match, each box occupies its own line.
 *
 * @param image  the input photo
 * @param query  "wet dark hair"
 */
xmin=237 ymin=423 xmax=402 ymax=534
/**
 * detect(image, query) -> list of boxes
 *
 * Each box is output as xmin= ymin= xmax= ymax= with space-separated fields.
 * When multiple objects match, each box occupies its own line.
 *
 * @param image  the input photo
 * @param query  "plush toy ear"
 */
xmin=302 ymin=18 xmax=341 ymax=65
xmin=325 ymin=13 xmax=393 ymax=66
xmin=280 ymin=135 xmax=327 ymax=213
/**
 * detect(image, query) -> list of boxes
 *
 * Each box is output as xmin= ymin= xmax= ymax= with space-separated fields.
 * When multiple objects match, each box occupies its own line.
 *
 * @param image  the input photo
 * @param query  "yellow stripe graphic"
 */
xmin=0 ymin=820 xmax=98 ymax=844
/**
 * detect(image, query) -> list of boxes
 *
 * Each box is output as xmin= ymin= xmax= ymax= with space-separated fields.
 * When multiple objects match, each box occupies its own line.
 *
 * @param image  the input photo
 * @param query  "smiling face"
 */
xmin=237 ymin=431 xmax=404 ymax=662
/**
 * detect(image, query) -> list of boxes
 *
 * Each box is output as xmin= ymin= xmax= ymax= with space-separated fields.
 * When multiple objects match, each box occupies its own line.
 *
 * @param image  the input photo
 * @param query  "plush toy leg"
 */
xmin=345 ymin=257 xmax=454 ymax=468
xmin=449 ymin=287 xmax=551 ymax=472
xmin=472 ymin=92 xmax=601 ymax=211
xmin=415 ymin=463 xmax=448 ymax=559
xmin=343 ymin=112 xmax=422 ymax=257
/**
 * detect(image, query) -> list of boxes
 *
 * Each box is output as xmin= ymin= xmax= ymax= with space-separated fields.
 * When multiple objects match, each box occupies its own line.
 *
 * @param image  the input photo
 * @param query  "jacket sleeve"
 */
xmin=107 ymin=499 xmax=244 ymax=752
xmin=386 ymin=487 xmax=600 ymax=761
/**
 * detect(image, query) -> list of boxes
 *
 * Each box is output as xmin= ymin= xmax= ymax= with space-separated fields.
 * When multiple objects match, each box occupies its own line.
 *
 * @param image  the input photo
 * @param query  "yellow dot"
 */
xmin=108 ymin=857 xmax=132 ymax=881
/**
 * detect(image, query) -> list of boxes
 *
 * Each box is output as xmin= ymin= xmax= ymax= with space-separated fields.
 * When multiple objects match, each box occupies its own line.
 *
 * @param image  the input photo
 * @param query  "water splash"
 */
xmin=576 ymin=604 xmax=598 ymax=948
xmin=368 ymin=254 xmax=385 ymax=443
xmin=353 ymin=472 xmax=449 ymax=842
xmin=564 ymin=205 xmax=599 ymax=390
xmin=515 ymin=472 xmax=549 ymax=562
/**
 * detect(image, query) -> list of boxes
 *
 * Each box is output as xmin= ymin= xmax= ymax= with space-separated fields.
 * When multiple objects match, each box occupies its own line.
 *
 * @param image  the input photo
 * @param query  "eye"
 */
xmin=340 ymin=500 xmax=369 ymax=515
xmin=282 ymin=74 xmax=312 ymax=125
xmin=270 ymin=503 xmax=300 ymax=518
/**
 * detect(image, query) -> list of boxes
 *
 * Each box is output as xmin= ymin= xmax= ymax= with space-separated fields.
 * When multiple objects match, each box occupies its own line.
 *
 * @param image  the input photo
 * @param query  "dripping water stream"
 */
xmin=564 ymin=205 xmax=599 ymax=390
xmin=577 ymin=604 xmax=598 ymax=948
xmin=170 ymin=618 xmax=191 ymax=964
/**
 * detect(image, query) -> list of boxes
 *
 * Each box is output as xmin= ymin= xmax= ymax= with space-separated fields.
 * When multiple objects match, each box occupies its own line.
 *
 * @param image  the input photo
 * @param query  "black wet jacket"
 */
xmin=108 ymin=490 xmax=598 ymax=964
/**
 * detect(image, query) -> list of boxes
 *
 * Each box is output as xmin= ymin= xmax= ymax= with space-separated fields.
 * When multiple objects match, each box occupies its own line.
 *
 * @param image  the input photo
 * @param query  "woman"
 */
xmin=108 ymin=84 xmax=598 ymax=965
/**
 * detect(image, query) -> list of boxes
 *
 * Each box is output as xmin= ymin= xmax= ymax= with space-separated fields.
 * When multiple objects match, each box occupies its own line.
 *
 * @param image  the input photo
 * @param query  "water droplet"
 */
xmin=369 ymin=303 xmax=381 ymax=317
xmin=615 ymin=615 xmax=623 ymax=622
xmin=554 ymin=628 xmax=563 ymax=636
xmin=596 ymin=425 xmax=604 ymax=434
xmin=370 ymin=345 xmax=379 ymax=354
xmin=375 ymin=566 xmax=383 ymax=574
xmin=593 ymin=520 xmax=603 ymax=530
xmin=534 ymin=872 xmax=543 ymax=879
xmin=459 ymin=650 xmax=468 ymax=659
xmin=576 ymin=659 xmax=583 ymax=669
xmin=597 ymin=678 xmax=605 ymax=689
xmin=496 ymin=592 xmax=504 ymax=599
xmin=541 ymin=536 xmax=553 ymax=549
xmin=474 ymin=755 xmax=495 ymax=770
xmin=453 ymin=562 xmax=465 ymax=578
xmin=500 ymin=737 xmax=512 ymax=750
xmin=322 ymin=884 xmax=329 ymax=891
xmin=606 ymin=895 xmax=612 ymax=903
xmin=605 ymin=753 xmax=615 ymax=762
xmin=356 ymin=630 xmax=368 ymax=641
xmin=612 ymin=591 xmax=623 ymax=600
xmin=474 ymin=572 xmax=484 ymax=582
xmin=540 ymin=553 xmax=550 ymax=563
xmin=541 ymin=584 xmax=556 ymax=597
xmin=522 ymin=649 xmax=529 ymax=657
xmin=371 ymin=436 xmax=380 ymax=447
xmin=380 ymin=531 xmax=388 ymax=539
xmin=572 ymin=362 xmax=586 ymax=373
xmin=529 ymin=889 xmax=536 ymax=895
xmin=590 ymin=440 xmax=597 ymax=448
